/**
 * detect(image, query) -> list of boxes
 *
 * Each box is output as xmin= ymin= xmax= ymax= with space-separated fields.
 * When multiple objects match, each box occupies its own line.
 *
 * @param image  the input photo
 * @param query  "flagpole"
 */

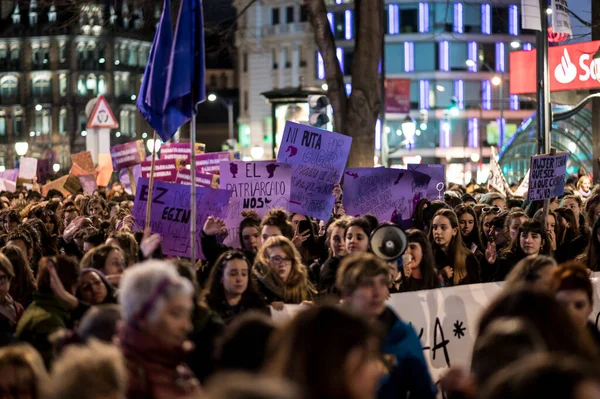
xmin=190 ymin=117 xmax=197 ymax=267
xmin=145 ymin=131 xmax=158 ymax=231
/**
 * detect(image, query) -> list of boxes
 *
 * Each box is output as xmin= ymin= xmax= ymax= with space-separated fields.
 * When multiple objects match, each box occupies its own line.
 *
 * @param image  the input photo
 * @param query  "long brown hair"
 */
xmin=254 ymin=236 xmax=315 ymax=303
xmin=429 ymin=209 xmax=472 ymax=285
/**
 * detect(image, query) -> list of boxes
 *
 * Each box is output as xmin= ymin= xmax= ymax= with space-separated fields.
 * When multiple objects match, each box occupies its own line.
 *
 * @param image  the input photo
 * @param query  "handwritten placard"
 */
xmin=140 ymin=159 xmax=178 ymax=182
xmin=277 ymin=121 xmax=352 ymax=220
xmin=71 ymin=152 xmax=96 ymax=175
xmin=160 ymin=143 xmax=206 ymax=163
xmin=18 ymin=157 xmax=38 ymax=180
xmin=343 ymin=168 xmax=431 ymax=226
xmin=132 ymin=179 xmax=232 ymax=259
xmin=407 ymin=164 xmax=446 ymax=201
xmin=196 ymin=151 xmax=240 ymax=174
xmin=220 ymin=160 xmax=292 ymax=248
xmin=79 ymin=174 xmax=98 ymax=195
xmin=0 ymin=169 xmax=19 ymax=182
xmin=41 ymin=175 xmax=71 ymax=197
xmin=110 ymin=140 xmax=146 ymax=170
xmin=528 ymin=152 xmax=568 ymax=201
xmin=488 ymin=146 xmax=511 ymax=197
xmin=0 ymin=178 xmax=16 ymax=193
xmin=175 ymin=168 xmax=220 ymax=188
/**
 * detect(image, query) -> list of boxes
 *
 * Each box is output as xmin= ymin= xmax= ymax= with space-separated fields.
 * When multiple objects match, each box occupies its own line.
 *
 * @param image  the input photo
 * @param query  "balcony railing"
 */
xmin=0 ymin=59 xmax=21 ymax=72
xmin=262 ymin=22 xmax=311 ymax=37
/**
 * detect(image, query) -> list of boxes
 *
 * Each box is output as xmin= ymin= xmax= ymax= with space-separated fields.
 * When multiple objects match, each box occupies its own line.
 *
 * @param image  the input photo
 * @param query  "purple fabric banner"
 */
xmin=132 ymin=178 xmax=231 ymax=259
xmin=175 ymin=168 xmax=220 ymax=188
xmin=277 ymin=121 xmax=352 ymax=220
xmin=407 ymin=164 xmax=446 ymax=201
xmin=196 ymin=151 xmax=240 ymax=174
xmin=219 ymin=160 xmax=292 ymax=248
xmin=160 ymin=142 xmax=206 ymax=162
xmin=110 ymin=140 xmax=146 ymax=170
xmin=343 ymin=168 xmax=431 ymax=227
xmin=141 ymin=159 xmax=178 ymax=182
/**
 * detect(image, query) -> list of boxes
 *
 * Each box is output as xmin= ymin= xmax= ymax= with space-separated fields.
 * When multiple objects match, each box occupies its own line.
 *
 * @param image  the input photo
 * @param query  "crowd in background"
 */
xmin=0 ymin=172 xmax=599 ymax=398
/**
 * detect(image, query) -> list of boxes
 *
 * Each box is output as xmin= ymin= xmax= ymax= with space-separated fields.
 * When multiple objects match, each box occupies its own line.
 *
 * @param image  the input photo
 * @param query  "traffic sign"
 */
xmin=87 ymin=95 xmax=119 ymax=129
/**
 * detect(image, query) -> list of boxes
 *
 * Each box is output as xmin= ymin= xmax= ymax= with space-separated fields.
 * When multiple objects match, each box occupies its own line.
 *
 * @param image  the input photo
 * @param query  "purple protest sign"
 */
xmin=118 ymin=164 xmax=141 ymax=194
xmin=0 ymin=169 xmax=19 ymax=182
xmin=175 ymin=168 xmax=220 ymax=188
xmin=160 ymin=143 xmax=206 ymax=163
xmin=110 ymin=140 xmax=146 ymax=170
xmin=219 ymin=160 xmax=292 ymax=248
xmin=277 ymin=121 xmax=352 ymax=220
xmin=79 ymin=174 xmax=98 ymax=195
xmin=407 ymin=164 xmax=446 ymax=201
xmin=196 ymin=151 xmax=240 ymax=174
xmin=343 ymin=168 xmax=431 ymax=227
xmin=141 ymin=159 xmax=178 ymax=182
xmin=132 ymin=178 xmax=231 ymax=259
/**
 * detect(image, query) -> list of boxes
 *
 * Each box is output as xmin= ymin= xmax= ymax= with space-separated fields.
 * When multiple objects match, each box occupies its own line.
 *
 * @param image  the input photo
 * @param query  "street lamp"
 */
xmin=53 ymin=163 xmax=60 ymax=173
xmin=491 ymin=76 xmax=502 ymax=86
xmin=208 ymin=93 xmax=235 ymax=146
xmin=15 ymin=142 xmax=28 ymax=157
xmin=146 ymin=138 xmax=161 ymax=154
xmin=250 ymin=145 xmax=265 ymax=160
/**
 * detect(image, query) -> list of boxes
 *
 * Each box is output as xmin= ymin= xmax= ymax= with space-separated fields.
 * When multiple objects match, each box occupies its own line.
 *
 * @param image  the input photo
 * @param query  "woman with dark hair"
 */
xmin=455 ymin=204 xmax=483 ymax=253
xmin=345 ymin=216 xmax=378 ymax=255
xmin=76 ymin=269 xmax=118 ymax=306
xmin=16 ymin=256 xmax=80 ymax=366
xmin=412 ymin=198 xmax=431 ymax=231
xmin=288 ymin=213 xmax=320 ymax=266
xmin=400 ymin=230 xmax=440 ymax=292
xmin=205 ymin=250 xmax=267 ymax=325
xmin=260 ymin=208 xmax=295 ymax=243
xmin=554 ymin=208 xmax=587 ymax=263
xmin=266 ymin=306 xmax=383 ymax=399
xmin=429 ymin=209 xmax=480 ymax=286
xmin=504 ymin=255 xmax=557 ymax=291
xmin=26 ymin=218 xmax=58 ymax=257
xmin=534 ymin=209 xmax=560 ymax=253
xmin=6 ymin=228 xmax=37 ymax=272
xmin=315 ymin=217 xmax=351 ymax=295
xmin=0 ymin=245 xmax=36 ymax=307
xmin=487 ymin=220 xmax=551 ymax=281
xmin=0 ymin=253 xmax=23 ymax=338
xmin=585 ymin=194 xmax=600 ymax=229
xmin=578 ymin=218 xmax=600 ymax=271
xmin=106 ymin=231 xmax=139 ymax=267
xmin=80 ymin=244 xmax=126 ymax=287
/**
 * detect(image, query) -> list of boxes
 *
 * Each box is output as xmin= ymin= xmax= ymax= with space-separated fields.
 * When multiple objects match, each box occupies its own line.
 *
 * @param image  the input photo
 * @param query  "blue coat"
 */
xmin=378 ymin=307 xmax=437 ymax=399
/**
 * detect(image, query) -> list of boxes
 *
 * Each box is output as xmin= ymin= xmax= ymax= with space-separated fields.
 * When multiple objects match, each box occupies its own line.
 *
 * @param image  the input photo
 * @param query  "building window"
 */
xmin=0 ymin=115 xmax=6 ymax=137
xmin=399 ymin=4 xmax=418 ymax=33
xmin=414 ymin=43 xmax=435 ymax=72
xmin=59 ymin=43 xmax=67 ymax=63
xmin=59 ymin=108 xmax=67 ymax=136
xmin=284 ymin=48 xmax=290 ymax=68
xmin=220 ymin=73 xmax=227 ymax=88
xmin=129 ymin=112 xmax=136 ymax=136
xmin=98 ymin=75 xmax=106 ymax=95
xmin=272 ymin=8 xmax=280 ymax=25
xmin=128 ymin=47 xmax=138 ymax=66
xmin=78 ymin=112 xmax=87 ymax=136
xmin=243 ymin=52 xmax=248 ymax=72
xmin=286 ymin=6 xmax=294 ymax=23
xmin=48 ymin=5 xmax=57 ymax=22
xmin=31 ymin=74 xmax=51 ymax=97
xmin=243 ymin=91 xmax=248 ymax=112
xmin=120 ymin=110 xmax=130 ymax=134
xmin=300 ymin=5 xmax=308 ymax=22
xmin=299 ymin=45 xmax=306 ymax=67
xmin=33 ymin=107 xmax=51 ymax=135
xmin=492 ymin=7 xmax=508 ymax=34
xmin=86 ymin=74 xmax=97 ymax=95
xmin=449 ymin=42 xmax=467 ymax=71
xmin=0 ymin=47 xmax=6 ymax=62
xmin=0 ymin=76 xmax=18 ymax=97
xmin=272 ymin=49 xmax=278 ymax=69
xmin=77 ymin=75 xmax=86 ymax=95
xmin=464 ymin=4 xmax=481 ymax=33
xmin=114 ymin=74 xmax=122 ymax=96
xmin=432 ymin=3 xmax=453 ymax=33
xmin=13 ymin=114 xmax=22 ymax=138
xmin=59 ymin=74 xmax=67 ymax=96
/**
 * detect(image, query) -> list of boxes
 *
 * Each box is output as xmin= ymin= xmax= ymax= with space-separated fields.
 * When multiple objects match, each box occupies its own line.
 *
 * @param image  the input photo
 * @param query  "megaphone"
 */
xmin=369 ymin=224 xmax=408 ymax=261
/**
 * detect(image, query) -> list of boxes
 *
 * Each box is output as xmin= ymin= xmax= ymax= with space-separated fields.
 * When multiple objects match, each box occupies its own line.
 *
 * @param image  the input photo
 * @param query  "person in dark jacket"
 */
xmin=336 ymin=252 xmax=437 ymax=399
xmin=205 ymin=250 xmax=267 ymax=325
xmin=311 ymin=217 xmax=350 ymax=295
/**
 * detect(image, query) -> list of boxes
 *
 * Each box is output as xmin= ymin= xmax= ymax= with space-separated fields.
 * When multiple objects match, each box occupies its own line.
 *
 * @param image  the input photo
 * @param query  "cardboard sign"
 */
xmin=18 ymin=157 xmax=38 ymax=180
xmin=64 ymin=174 xmax=82 ymax=194
xmin=528 ymin=152 xmax=568 ymax=201
xmin=79 ymin=174 xmax=98 ymax=195
xmin=488 ymin=147 xmax=511 ymax=197
xmin=175 ymin=168 xmax=220 ymax=188
xmin=277 ymin=121 xmax=352 ymax=220
xmin=132 ymin=179 xmax=232 ymax=259
xmin=160 ymin=142 xmax=206 ymax=162
xmin=71 ymin=152 xmax=96 ymax=175
xmin=343 ymin=168 xmax=431 ymax=226
xmin=220 ymin=160 xmax=292 ymax=248
xmin=140 ymin=159 xmax=179 ymax=182
xmin=407 ymin=164 xmax=446 ymax=201
xmin=41 ymin=175 xmax=71 ymax=197
xmin=196 ymin=151 xmax=240 ymax=174
xmin=110 ymin=140 xmax=146 ymax=170
xmin=96 ymin=154 xmax=114 ymax=187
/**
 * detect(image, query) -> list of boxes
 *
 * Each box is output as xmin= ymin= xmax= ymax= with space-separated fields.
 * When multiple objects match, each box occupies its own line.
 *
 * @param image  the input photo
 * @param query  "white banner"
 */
xmin=487 ymin=147 xmax=511 ymax=197
xmin=272 ymin=274 xmax=600 ymax=386
xmin=513 ymin=169 xmax=530 ymax=198
xmin=521 ymin=0 xmax=541 ymax=31
xmin=551 ymin=0 xmax=573 ymax=36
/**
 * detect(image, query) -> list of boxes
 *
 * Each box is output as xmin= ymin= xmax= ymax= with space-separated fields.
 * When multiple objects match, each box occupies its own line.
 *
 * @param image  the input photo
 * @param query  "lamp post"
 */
xmin=14 ymin=141 xmax=28 ymax=168
xmin=208 ymin=94 xmax=235 ymax=147
xmin=466 ymin=59 xmax=505 ymax=148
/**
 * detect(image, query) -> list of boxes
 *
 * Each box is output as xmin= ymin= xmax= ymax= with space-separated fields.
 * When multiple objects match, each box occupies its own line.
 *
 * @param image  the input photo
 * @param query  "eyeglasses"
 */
xmin=269 ymin=255 xmax=292 ymax=265
xmin=482 ymin=206 xmax=501 ymax=214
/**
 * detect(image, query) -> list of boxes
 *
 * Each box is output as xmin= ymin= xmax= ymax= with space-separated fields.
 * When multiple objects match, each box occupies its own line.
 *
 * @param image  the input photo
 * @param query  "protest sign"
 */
xmin=18 ymin=157 xmax=38 ymax=180
xmin=487 ymin=146 xmax=511 ymax=197
xmin=277 ymin=121 xmax=352 ymax=220
xmin=220 ymin=160 xmax=292 ymax=247
xmin=37 ymin=159 xmax=51 ymax=182
xmin=64 ymin=174 xmax=82 ymax=194
xmin=175 ymin=168 xmax=220 ymax=188
xmin=79 ymin=174 xmax=98 ymax=195
xmin=140 ymin=159 xmax=179 ymax=182
xmin=407 ymin=164 xmax=446 ymax=201
xmin=160 ymin=142 xmax=205 ymax=162
xmin=528 ymin=152 xmax=568 ymax=201
xmin=196 ymin=151 xmax=240 ymax=174
xmin=272 ymin=273 xmax=600 ymax=389
xmin=0 ymin=169 xmax=18 ymax=182
xmin=119 ymin=164 xmax=141 ymax=195
xmin=71 ymin=152 xmax=96 ymax=176
xmin=132 ymin=178 xmax=231 ymax=259
xmin=96 ymin=154 xmax=114 ymax=187
xmin=513 ymin=169 xmax=530 ymax=198
xmin=0 ymin=178 xmax=16 ymax=193
xmin=343 ymin=168 xmax=430 ymax=226
xmin=41 ymin=175 xmax=70 ymax=197
xmin=110 ymin=140 xmax=146 ymax=170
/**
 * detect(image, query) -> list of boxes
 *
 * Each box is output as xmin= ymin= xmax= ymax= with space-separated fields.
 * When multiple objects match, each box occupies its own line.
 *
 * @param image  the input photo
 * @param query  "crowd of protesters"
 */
xmin=0 ymin=172 xmax=599 ymax=399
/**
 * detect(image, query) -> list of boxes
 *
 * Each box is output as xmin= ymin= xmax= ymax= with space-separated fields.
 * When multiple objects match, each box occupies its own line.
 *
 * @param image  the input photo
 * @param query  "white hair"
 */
xmin=118 ymin=260 xmax=194 ymax=324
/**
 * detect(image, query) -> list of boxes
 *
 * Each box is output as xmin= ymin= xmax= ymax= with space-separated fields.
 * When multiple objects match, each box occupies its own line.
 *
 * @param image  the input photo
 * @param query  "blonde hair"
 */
xmin=50 ymin=340 xmax=127 ymax=399
xmin=336 ymin=252 xmax=390 ymax=296
xmin=254 ymin=236 xmax=314 ymax=303
xmin=0 ymin=344 xmax=50 ymax=399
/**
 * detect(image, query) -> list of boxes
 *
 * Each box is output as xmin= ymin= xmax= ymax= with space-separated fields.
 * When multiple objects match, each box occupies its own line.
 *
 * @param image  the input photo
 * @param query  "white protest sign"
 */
xmin=18 ymin=157 xmax=38 ymax=180
xmin=513 ymin=169 xmax=530 ymax=198
xmin=487 ymin=146 xmax=511 ymax=197
xmin=551 ymin=0 xmax=572 ymax=36
xmin=273 ymin=274 xmax=600 ymax=388
xmin=528 ymin=152 xmax=568 ymax=201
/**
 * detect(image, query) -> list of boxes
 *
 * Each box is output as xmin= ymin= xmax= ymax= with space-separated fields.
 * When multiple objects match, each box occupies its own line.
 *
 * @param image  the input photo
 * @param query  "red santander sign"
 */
xmin=510 ymin=41 xmax=600 ymax=95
